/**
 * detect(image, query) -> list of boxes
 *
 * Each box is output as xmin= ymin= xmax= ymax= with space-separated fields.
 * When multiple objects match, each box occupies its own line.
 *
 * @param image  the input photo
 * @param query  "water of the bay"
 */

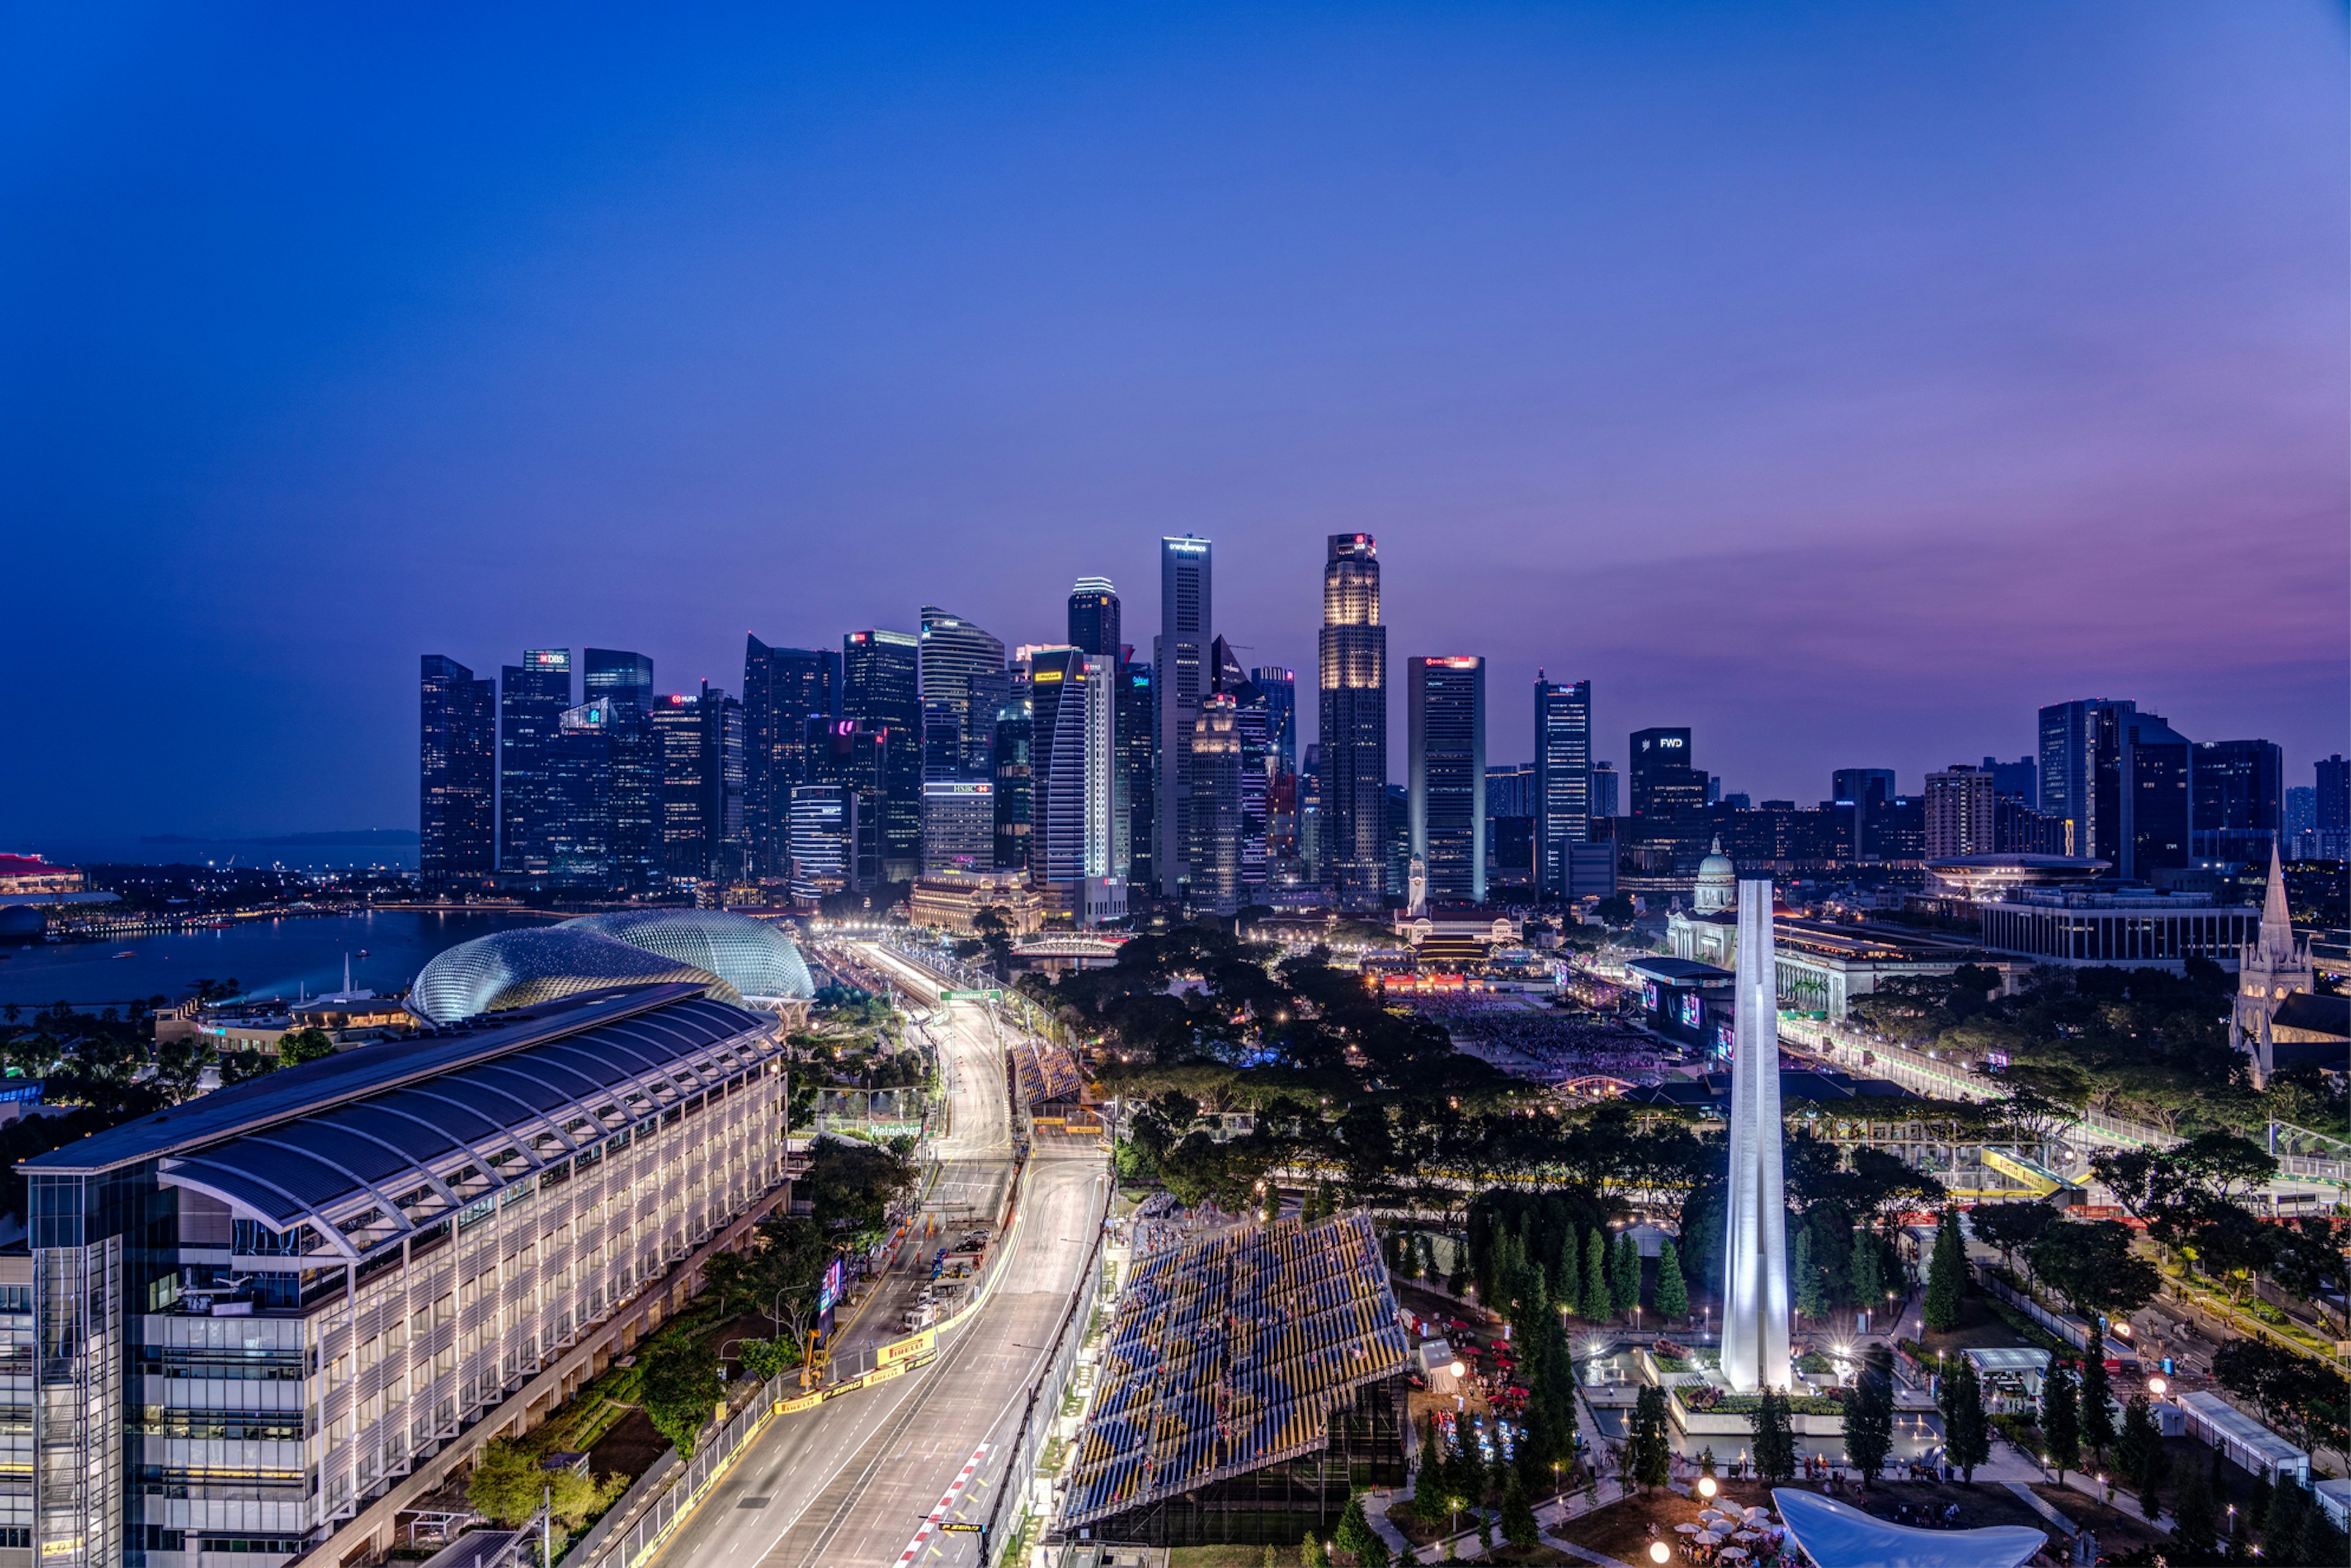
xmin=0 ymin=910 xmax=544 ymax=1009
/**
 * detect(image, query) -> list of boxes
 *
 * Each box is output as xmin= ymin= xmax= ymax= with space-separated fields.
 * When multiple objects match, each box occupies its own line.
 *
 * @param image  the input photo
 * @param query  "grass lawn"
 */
xmin=2027 ymin=1484 xmax=2172 ymax=1554
xmin=1916 ymin=1292 xmax=2039 ymax=1357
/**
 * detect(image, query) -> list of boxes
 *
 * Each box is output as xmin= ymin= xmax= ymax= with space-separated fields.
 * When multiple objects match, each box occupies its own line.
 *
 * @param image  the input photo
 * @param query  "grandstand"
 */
xmin=1058 ymin=1211 xmax=1411 ymax=1548
xmin=1010 ymin=1041 xmax=1087 ymax=1122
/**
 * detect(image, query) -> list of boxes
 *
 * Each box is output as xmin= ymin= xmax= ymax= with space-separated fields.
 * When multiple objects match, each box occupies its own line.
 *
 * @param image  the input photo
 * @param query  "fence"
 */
xmin=1973 ymin=1265 xmax=2094 ymax=1353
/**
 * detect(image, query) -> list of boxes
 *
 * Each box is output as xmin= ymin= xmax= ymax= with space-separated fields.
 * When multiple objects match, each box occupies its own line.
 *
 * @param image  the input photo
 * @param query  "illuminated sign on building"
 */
xmin=817 ymin=1256 xmax=846 ymax=1316
xmin=1679 ymin=992 xmax=1704 ymax=1033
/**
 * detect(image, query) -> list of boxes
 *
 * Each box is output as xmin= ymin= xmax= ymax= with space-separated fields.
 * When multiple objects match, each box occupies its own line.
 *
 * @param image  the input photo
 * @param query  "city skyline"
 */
xmin=7 ymin=6 xmax=2346 ymax=842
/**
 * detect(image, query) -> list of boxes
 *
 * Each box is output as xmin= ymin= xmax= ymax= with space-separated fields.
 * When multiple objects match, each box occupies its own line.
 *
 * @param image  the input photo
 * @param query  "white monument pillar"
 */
xmin=1720 ymin=877 xmax=1791 ymax=1394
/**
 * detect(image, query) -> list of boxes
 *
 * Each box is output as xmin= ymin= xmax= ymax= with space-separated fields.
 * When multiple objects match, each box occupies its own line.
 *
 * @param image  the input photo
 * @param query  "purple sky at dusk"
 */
xmin=4 ymin=4 xmax=2344 ymax=842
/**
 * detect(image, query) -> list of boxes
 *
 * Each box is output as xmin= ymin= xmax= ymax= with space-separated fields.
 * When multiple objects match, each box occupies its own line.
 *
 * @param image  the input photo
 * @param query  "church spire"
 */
xmin=2260 ymin=839 xmax=2295 ymax=964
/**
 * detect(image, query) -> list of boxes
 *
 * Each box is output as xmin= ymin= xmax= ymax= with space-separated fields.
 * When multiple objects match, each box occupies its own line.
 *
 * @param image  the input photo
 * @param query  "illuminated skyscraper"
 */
xmin=918 ymin=606 xmax=1007 ymax=775
xmin=420 ymin=655 xmax=495 ymax=887
xmin=844 ymin=629 xmax=923 ymax=881
xmin=1318 ymin=534 xmax=1387 ymax=910
xmin=1189 ymin=694 xmax=1245 ymax=914
xmin=582 ymin=650 xmax=660 ymax=892
xmin=1254 ymin=666 xmax=1297 ymax=780
xmin=653 ymin=683 xmax=746 ymax=885
xmin=1156 ymin=536 xmax=1212 ymax=895
xmin=742 ymin=637 xmax=838 ymax=879
xmin=2038 ymin=698 xmax=2135 ymax=859
xmin=993 ymin=693 xmax=1034 ymax=872
xmin=1409 ymin=656 xmax=1486 ymax=902
xmin=1532 ymin=673 xmax=1591 ymax=902
xmin=1030 ymin=647 xmax=1126 ymax=923
xmin=1117 ymin=658 xmax=1155 ymax=892
xmin=499 ymin=648 xmax=572 ymax=874
xmin=1068 ymin=577 xmax=1121 ymax=659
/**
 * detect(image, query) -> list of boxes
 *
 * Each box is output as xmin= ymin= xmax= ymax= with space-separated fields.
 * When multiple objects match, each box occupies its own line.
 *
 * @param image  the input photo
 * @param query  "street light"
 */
xmin=1697 ymin=1476 xmax=1718 ymax=1501
xmin=2147 ymin=1375 xmax=2167 ymax=1398
xmin=1649 ymin=1544 xmax=1671 ymax=1565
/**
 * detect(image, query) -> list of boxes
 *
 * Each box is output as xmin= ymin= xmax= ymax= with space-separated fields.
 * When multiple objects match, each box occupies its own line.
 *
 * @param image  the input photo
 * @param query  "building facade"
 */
xmin=917 ymin=606 xmax=1007 ymax=778
xmin=787 ymin=783 xmax=856 ymax=899
xmin=1030 ymin=648 xmax=1126 ymax=923
xmin=921 ymin=779 xmax=996 ymax=877
xmin=843 ymin=630 xmax=923 ymax=881
xmin=1924 ymin=763 xmax=1997 ymax=860
xmin=741 ymin=639 xmax=839 ymax=881
xmin=579 ymin=651 xmax=661 ymax=893
xmin=2190 ymin=739 xmax=2282 ymax=863
xmin=20 ymin=986 xmax=786 ymax=1568
xmin=1155 ymin=538 xmax=1212 ymax=896
xmin=1408 ymin=656 xmax=1485 ymax=904
xmin=2038 ymin=697 xmax=2135 ymax=860
xmin=1117 ymin=659 xmax=1155 ymax=895
xmin=498 ymin=649 xmax=572 ymax=875
xmin=1532 ymin=674 xmax=1591 ymax=904
xmin=419 ymin=656 xmax=496 ymax=888
xmin=1189 ymin=694 xmax=1245 ymax=914
xmin=1318 ymin=535 xmax=1387 ymax=911
xmin=1066 ymin=577 xmax=1120 ymax=661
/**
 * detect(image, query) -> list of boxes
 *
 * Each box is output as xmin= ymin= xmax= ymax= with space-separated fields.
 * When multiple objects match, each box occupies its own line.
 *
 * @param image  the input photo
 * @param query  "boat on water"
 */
xmin=113 ymin=951 xmax=136 ymax=959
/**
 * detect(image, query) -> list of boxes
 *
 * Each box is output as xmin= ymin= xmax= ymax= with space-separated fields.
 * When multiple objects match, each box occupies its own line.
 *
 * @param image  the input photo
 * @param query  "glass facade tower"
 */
xmin=742 ymin=638 xmax=838 ymax=880
xmin=1067 ymin=577 xmax=1121 ymax=660
xmin=1409 ymin=656 xmax=1486 ymax=903
xmin=1155 ymin=538 xmax=1212 ymax=896
xmin=843 ymin=631 xmax=923 ymax=882
xmin=1532 ymin=673 xmax=1591 ymax=902
xmin=1318 ymin=535 xmax=1387 ymax=910
xmin=498 ymin=648 xmax=572 ymax=874
xmin=420 ymin=655 xmax=495 ymax=888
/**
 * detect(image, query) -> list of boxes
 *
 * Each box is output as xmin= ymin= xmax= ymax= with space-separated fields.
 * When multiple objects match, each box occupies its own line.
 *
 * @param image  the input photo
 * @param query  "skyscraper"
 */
xmin=1409 ymin=656 xmax=1487 ymax=903
xmin=1189 ymin=693 xmax=1245 ymax=914
xmin=844 ymin=629 xmax=923 ymax=881
xmin=806 ymin=717 xmax=894 ymax=889
xmin=1254 ymin=666 xmax=1297 ymax=779
xmin=1982 ymin=755 xmax=2038 ymax=808
xmin=1212 ymin=637 xmax=1270 ymax=898
xmin=742 ymin=637 xmax=839 ymax=879
xmin=1030 ymin=647 xmax=1126 ymax=923
xmin=1630 ymin=729 xmax=1704 ymax=819
xmin=1117 ymin=658 xmax=1155 ymax=893
xmin=1067 ymin=577 xmax=1121 ymax=659
xmin=2315 ymin=754 xmax=2347 ymax=832
xmin=653 ymin=683 xmax=746 ymax=886
xmin=420 ymin=655 xmax=495 ymax=887
xmin=582 ymin=650 xmax=660 ymax=892
xmin=921 ymin=779 xmax=995 ymax=876
xmin=2038 ymin=699 xmax=2136 ymax=859
xmin=1156 ymin=536 xmax=1212 ymax=895
xmin=1590 ymin=761 xmax=1619 ymax=820
xmin=2087 ymin=706 xmax=2190 ymax=878
xmin=1533 ymin=674 xmax=1592 ymax=902
xmin=2190 ymin=739 xmax=2282 ymax=860
xmin=1924 ymin=763 xmax=1997 ymax=859
xmin=918 ymin=606 xmax=1007 ymax=775
xmin=992 ymin=693 xmax=1034 ymax=873
xmin=1319 ymin=534 xmax=1387 ymax=911
xmin=498 ymin=648 xmax=571 ymax=874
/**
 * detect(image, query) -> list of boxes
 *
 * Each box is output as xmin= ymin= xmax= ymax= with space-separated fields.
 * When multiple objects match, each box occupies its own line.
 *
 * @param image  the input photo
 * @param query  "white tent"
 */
xmin=1772 ymin=1488 xmax=2045 ymax=1568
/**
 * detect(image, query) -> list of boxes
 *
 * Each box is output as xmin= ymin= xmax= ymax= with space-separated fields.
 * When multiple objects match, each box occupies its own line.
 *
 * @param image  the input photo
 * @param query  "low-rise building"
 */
xmin=906 ymin=870 xmax=1044 ymax=935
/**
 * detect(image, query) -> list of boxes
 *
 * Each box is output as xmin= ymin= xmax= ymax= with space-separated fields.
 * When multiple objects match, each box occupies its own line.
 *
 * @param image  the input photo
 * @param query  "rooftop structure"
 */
xmin=410 ymin=909 xmax=814 ymax=1023
xmin=2177 ymin=1390 xmax=2309 ymax=1485
xmin=1772 ymin=1487 xmax=2043 ymax=1568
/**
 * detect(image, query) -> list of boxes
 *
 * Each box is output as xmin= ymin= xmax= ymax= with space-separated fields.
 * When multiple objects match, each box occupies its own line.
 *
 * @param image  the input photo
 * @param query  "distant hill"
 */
xmin=140 ymin=830 xmax=421 ymax=847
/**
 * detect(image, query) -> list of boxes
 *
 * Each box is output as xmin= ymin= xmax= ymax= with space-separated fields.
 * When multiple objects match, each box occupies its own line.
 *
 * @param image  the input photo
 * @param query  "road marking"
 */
xmin=891 ymin=1444 xmax=989 ymax=1567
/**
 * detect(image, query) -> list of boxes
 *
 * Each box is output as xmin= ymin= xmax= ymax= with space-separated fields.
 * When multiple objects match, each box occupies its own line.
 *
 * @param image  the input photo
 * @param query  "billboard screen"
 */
xmin=817 ymin=1257 xmax=846 ymax=1317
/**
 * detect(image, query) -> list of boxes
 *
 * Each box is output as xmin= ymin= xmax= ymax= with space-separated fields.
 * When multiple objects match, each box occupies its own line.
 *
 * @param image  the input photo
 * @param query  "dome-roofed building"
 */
xmin=409 ymin=926 xmax=736 ymax=1024
xmin=564 ymin=909 xmax=814 ymax=1008
xmin=1692 ymin=837 xmax=1736 ymax=913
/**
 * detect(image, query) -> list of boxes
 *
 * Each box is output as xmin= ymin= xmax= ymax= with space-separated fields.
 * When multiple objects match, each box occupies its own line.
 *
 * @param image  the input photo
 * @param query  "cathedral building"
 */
xmin=2232 ymin=844 xmax=2347 ymax=1084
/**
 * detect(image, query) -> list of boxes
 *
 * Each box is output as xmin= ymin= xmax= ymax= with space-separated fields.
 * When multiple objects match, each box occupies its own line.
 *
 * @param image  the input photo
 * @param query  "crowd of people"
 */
xmin=1408 ymin=994 xmax=1679 ymax=1081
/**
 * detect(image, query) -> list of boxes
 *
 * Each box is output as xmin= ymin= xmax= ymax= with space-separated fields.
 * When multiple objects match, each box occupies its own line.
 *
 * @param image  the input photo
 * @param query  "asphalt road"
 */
xmin=645 ymin=947 xmax=1107 ymax=1568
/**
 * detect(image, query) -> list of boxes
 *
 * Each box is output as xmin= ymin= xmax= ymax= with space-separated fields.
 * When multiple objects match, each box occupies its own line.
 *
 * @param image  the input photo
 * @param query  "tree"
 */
xmin=1792 ymin=1226 xmax=1827 ymax=1320
xmin=1938 ymin=1354 xmax=1992 ymax=1482
xmin=1611 ymin=1231 xmax=1641 ymax=1315
xmin=274 ymin=1026 xmax=335 ymax=1065
xmin=1654 ymin=1239 xmax=1689 ymax=1321
xmin=738 ymin=1338 xmax=796 ymax=1382
xmin=1501 ymin=1468 xmax=1538 ymax=1550
xmin=637 ymin=1334 xmax=722 ymax=1458
xmin=2028 ymin=1220 xmax=2159 ymax=1323
xmin=1302 ymin=1534 xmax=1329 ymax=1568
xmin=1924 ymin=1209 xmax=1966 ymax=1332
xmin=1749 ymin=1388 xmax=1798 ymax=1484
xmin=2078 ymin=1354 xmax=2115 ymax=1466
xmin=1850 ymin=1227 xmax=1885 ymax=1311
xmin=1632 ymin=1386 xmax=1673 ymax=1491
xmin=1843 ymin=1346 xmax=1895 ymax=1486
xmin=2170 ymin=1455 xmax=2218 ymax=1562
xmin=467 ymin=1439 xmax=544 ymax=1526
xmin=2115 ymin=1394 xmax=2168 ymax=1518
xmin=2040 ymin=1360 xmax=2080 ymax=1480
xmin=1335 ymin=1491 xmax=1389 ymax=1568
xmin=1582 ymin=1229 xmax=1608 ymax=1321
xmin=1967 ymin=1201 xmax=2058 ymax=1269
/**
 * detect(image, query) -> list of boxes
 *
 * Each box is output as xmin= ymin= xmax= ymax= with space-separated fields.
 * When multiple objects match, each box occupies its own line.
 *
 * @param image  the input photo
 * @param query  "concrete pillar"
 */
xmin=1721 ymin=877 xmax=1792 ymax=1395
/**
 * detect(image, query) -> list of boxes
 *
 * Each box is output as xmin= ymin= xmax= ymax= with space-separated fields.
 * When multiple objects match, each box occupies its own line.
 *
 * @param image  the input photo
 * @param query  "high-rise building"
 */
xmin=1982 ymin=755 xmax=2037 ymax=808
xmin=498 ymin=648 xmax=572 ymax=874
xmin=2317 ymin=755 xmax=2349 ymax=832
xmin=921 ymin=779 xmax=996 ymax=876
xmin=1067 ymin=577 xmax=1121 ymax=659
xmin=547 ymin=697 xmax=617 ymax=885
xmin=918 ymin=606 xmax=1007 ymax=775
xmin=582 ymin=650 xmax=661 ymax=892
xmin=1485 ymin=763 xmax=1537 ymax=819
xmin=1384 ymin=781 xmax=1410 ymax=901
xmin=2283 ymin=786 xmax=2316 ymax=841
xmin=1212 ymin=637 xmax=1270 ymax=898
xmin=1533 ymin=674 xmax=1592 ymax=902
xmin=1254 ymin=666 xmax=1298 ymax=779
xmin=1409 ymin=656 xmax=1487 ymax=903
xmin=2190 ymin=739 xmax=2282 ymax=861
xmin=992 ymin=694 xmax=1034 ymax=874
xmin=1630 ymin=729 xmax=1704 ymax=819
xmin=1924 ymin=763 xmax=1997 ymax=859
xmin=1590 ymin=761 xmax=1619 ymax=821
xmin=2087 ymin=707 xmax=2191 ymax=879
xmin=789 ymin=784 xmax=856 ymax=899
xmin=1189 ymin=693 xmax=1245 ymax=914
xmin=806 ymin=716 xmax=896 ymax=890
xmin=653 ymin=683 xmax=746 ymax=886
xmin=1831 ymin=767 xmax=1897 ymax=863
xmin=1298 ymin=743 xmax=1323 ymax=885
xmin=1117 ymin=658 xmax=1155 ymax=893
xmin=742 ymin=638 xmax=838 ymax=880
xmin=844 ymin=629 xmax=923 ymax=881
xmin=2039 ymin=699 xmax=2136 ymax=858
xmin=1031 ymin=647 xmax=1126 ymax=922
xmin=1156 ymin=536 xmax=1212 ymax=895
xmin=420 ymin=655 xmax=496 ymax=887
xmin=1318 ymin=533 xmax=1387 ymax=910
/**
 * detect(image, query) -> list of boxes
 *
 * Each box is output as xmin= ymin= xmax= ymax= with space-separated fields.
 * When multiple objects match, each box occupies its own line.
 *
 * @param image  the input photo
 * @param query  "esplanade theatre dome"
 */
xmin=408 ymin=910 xmax=814 ymax=1024
xmin=409 ymin=926 xmax=735 ymax=1024
xmin=564 ymin=909 xmax=814 ymax=1005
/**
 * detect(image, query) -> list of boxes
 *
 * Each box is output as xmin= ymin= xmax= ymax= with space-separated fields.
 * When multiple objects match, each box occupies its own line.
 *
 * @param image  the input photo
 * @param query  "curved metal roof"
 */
xmin=565 ymin=909 xmax=814 ymax=1002
xmin=156 ymin=993 xmax=775 ymax=1256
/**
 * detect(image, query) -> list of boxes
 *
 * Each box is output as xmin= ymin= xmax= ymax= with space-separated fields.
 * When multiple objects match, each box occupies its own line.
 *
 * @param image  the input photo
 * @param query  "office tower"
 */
xmin=1630 ymin=729 xmax=1704 ymax=818
xmin=1831 ymin=767 xmax=1896 ymax=862
xmin=806 ymin=717 xmax=894 ymax=889
xmin=2284 ymin=786 xmax=2317 ymax=840
xmin=1485 ymin=763 xmax=1536 ymax=818
xmin=789 ymin=784 xmax=856 ymax=900
xmin=1994 ymin=796 xmax=2064 ymax=855
xmin=2085 ymin=707 xmax=2190 ymax=879
xmin=923 ymin=700 xmax=966 ymax=779
xmin=2318 ymin=755 xmax=2349 ymax=831
xmin=1188 ymin=693 xmax=1245 ymax=913
xmin=1719 ymin=879 xmax=1791 ymax=1394
xmin=1117 ymin=658 xmax=1155 ymax=893
xmin=742 ymin=637 xmax=838 ymax=880
xmin=1384 ymin=782 xmax=1411 ymax=900
xmin=419 ymin=655 xmax=496 ymax=887
xmin=1298 ymin=743 xmax=1323 ymax=883
xmin=1156 ymin=536 xmax=1212 ymax=894
xmin=994 ymin=693 xmax=1033 ymax=872
xmin=2191 ymin=740 xmax=2282 ymax=860
xmin=1533 ymin=674 xmax=1592 ymax=902
xmin=1068 ymin=577 xmax=1121 ymax=659
xmin=1254 ymin=666 xmax=1297 ymax=780
xmin=921 ymin=779 xmax=996 ymax=876
xmin=653 ymin=684 xmax=746 ymax=886
xmin=1318 ymin=534 xmax=1388 ymax=910
xmin=1983 ymin=755 xmax=2038 ymax=808
xmin=844 ymin=629 xmax=923 ymax=880
xmin=1924 ymin=763 xmax=1997 ymax=859
xmin=1212 ymin=637 xmax=1270 ymax=898
xmin=2039 ymin=699 xmax=2136 ymax=858
xmin=918 ymin=606 xmax=1007 ymax=775
xmin=1031 ymin=648 xmax=1127 ymax=922
xmin=547 ymin=697 xmax=617 ymax=883
xmin=1590 ymin=761 xmax=1619 ymax=820
xmin=498 ymin=648 xmax=572 ymax=874
xmin=580 ymin=649 xmax=660 ymax=891
xmin=1409 ymin=656 xmax=1487 ymax=902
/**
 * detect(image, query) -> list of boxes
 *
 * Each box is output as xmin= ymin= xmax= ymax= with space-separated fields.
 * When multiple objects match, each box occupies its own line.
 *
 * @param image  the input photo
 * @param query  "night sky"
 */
xmin=6 ymin=4 xmax=2344 ymax=843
